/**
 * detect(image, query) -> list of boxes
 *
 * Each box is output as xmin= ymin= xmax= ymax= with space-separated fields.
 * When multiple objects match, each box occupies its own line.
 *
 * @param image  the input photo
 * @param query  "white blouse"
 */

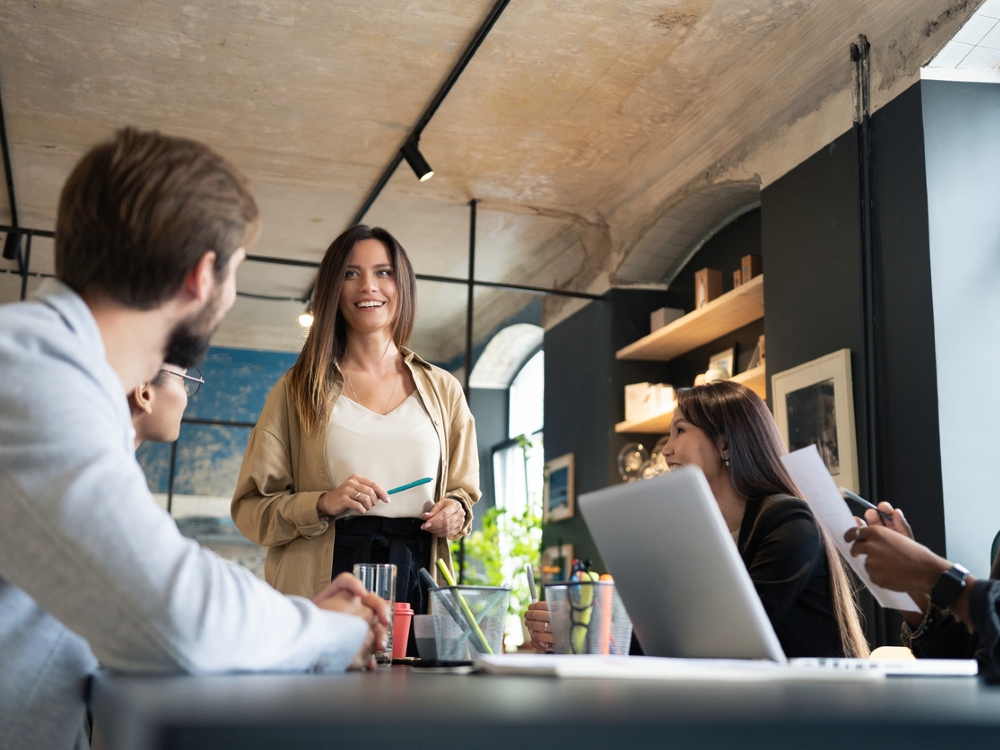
xmin=326 ymin=391 xmax=441 ymax=521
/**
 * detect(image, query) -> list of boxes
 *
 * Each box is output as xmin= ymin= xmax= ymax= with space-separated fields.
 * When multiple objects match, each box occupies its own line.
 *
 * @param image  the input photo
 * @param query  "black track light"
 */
xmin=2 ymin=231 xmax=21 ymax=262
xmin=400 ymin=141 xmax=434 ymax=182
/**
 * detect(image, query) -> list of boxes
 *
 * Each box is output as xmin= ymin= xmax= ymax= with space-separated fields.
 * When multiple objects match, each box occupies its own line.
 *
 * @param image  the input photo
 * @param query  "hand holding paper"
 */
xmin=781 ymin=446 xmax=920 ymax=613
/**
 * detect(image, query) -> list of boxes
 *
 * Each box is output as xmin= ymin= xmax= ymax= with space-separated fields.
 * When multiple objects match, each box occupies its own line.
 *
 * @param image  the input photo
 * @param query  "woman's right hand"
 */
xmin=317 ymin=474 xmax=390 ymax=516
xmin=524 ymin=601 xmax=553 ymax=652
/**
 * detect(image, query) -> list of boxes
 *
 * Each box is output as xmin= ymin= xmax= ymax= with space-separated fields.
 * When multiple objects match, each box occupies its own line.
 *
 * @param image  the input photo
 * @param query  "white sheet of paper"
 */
xmin=781 ymin=445 xmax=920 ymax=613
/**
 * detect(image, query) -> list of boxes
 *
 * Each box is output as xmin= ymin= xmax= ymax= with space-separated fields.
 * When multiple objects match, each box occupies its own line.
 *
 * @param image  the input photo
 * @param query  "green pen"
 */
xmin=387 ymin=477 xmax=433 ymax=495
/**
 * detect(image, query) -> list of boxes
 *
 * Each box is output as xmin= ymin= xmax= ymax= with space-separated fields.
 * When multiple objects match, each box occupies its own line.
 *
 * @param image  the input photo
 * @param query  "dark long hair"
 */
xmin=288 ymin=225 xmax=416 ymax=434
xmin=676 ymin=381 xmax=870 ymax=658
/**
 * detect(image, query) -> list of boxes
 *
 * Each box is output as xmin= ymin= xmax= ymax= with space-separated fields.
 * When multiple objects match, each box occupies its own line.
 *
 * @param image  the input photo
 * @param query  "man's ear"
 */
xmin=131 ymin=383 xmax=155 ymax=416
xmin=183 ymin=250 xmax=219 ymax=304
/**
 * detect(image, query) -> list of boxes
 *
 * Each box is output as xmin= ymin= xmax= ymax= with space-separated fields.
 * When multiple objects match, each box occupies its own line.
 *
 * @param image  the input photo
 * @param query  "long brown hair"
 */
xmin=676 ymin=380 xmax=870 ymax=658
xmin=288 ymin=225 xmax=416 ymax=434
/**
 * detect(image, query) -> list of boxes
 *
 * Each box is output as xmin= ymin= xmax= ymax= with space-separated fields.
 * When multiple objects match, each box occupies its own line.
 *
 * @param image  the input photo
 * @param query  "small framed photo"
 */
xmin=771 ymin=348 xmax=859 ymax=493
xmin=543 ymin=453 xmax=575 ymax=523
xmin=540 ymin=543 xmax=574 ymax=585
xmin=708 ymin=347 xmax=736 ymax=378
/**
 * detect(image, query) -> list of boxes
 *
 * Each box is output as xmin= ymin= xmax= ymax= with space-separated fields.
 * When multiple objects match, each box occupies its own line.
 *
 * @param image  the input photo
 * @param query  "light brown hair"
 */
xmin=676 ymin=380 xmax=870 ymax=658
xmin=56 ymin=127 xmax=259 ymax=308
xmin=288 ymin=225 xmax=416 ymax=434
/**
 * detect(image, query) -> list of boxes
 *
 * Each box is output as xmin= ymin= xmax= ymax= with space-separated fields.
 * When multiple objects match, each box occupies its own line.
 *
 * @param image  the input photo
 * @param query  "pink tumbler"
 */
xmin=392 ymin=602 xmax=414 ymax=659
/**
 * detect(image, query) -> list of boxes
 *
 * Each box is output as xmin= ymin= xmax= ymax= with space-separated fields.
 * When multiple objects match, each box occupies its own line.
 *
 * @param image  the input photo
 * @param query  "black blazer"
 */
xmin=737 ymin=494 xmax=844 ymax=658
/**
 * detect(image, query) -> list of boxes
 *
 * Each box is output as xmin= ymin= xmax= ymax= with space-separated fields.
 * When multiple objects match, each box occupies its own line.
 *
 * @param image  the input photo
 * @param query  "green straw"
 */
xmin=437 ymin=559 xmax=493 ymax=655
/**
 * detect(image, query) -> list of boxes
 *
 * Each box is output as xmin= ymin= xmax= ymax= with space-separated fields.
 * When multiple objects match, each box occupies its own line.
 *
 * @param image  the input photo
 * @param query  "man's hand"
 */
xmin=844 ymin=523 xmax=951 ymax=605
xmin=313 ymin=573 xmax=390 ymax=670
xmin=859 ymin=501 xmax=914 ymax=539
xmin=421 ymin=498 xmax=465 ymax=538
xmin=524 ymin=601 xmax=553 ymax=652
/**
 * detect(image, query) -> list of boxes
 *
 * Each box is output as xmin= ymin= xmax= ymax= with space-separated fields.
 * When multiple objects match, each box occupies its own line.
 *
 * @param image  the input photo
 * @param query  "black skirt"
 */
xmin=332 ymin=516 xmax=434 ymax=657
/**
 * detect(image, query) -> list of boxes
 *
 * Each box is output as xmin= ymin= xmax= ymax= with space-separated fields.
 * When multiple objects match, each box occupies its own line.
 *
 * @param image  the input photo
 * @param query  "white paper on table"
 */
xmin=781 ymin=445 xmax=920 ymax=613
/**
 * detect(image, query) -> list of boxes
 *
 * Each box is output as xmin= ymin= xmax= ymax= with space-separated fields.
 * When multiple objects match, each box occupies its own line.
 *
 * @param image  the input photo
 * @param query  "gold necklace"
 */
xmin=342 ymin=359 xmax=399 ymax=416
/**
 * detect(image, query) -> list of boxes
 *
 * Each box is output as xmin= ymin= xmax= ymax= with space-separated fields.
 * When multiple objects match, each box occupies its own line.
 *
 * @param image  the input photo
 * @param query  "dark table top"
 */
xmin=91 ymin=666 xmax=1000 ymax=750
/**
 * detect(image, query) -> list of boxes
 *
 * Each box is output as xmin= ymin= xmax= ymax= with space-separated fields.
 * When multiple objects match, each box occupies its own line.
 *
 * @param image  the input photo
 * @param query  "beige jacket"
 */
xmin=231 ymin=349 xmax=480 ymax=599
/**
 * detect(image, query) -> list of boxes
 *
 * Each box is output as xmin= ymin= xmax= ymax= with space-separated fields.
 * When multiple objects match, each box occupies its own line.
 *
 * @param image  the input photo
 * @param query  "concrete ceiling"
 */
xmin=0 ymin=0 xmax=982 ymax=364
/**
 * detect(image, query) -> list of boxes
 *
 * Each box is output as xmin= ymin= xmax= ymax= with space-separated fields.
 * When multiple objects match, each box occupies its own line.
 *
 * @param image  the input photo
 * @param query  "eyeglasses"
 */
xmin=159 ymin=366 xmax=204 ymax=397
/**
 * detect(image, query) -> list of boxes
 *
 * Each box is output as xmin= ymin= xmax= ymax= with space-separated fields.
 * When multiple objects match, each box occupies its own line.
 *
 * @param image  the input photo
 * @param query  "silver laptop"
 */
xmin=579 ymin=467 xmax=979 ymax=677
xmin=579 ymin=466 xmax=786 ymax=662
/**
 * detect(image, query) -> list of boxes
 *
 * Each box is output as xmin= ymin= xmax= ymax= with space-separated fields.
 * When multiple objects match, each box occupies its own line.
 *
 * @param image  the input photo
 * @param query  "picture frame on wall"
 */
xmin=540 ymin=543 xmax=574 ymax=584
xmin=771 ymin=348 xmax=859 ymax=493
xmin=543 ymin=453 xmax=575 ymax=523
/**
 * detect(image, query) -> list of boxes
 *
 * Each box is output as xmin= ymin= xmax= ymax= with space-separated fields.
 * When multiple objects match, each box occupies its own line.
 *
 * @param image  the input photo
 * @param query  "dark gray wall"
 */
xmin=668 ymin=209 xmax=765 ymax=385
xmin=542 ymin=290 xmax=670 ymax=574
xmin=468 ymin=387 xmax=509 ymax=522
xmin=922 ymin=79 xmax=1000 ymax=577
xmin=761 ymin=131 xmax=870 ymax=491
xmin=869 ymin=82 xmax=945 ymax=558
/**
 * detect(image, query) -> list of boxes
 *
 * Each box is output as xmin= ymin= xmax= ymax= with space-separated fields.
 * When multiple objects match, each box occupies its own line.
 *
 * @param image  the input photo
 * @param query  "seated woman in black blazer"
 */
xmin=525 ymin=381 xmax=869 ymax=659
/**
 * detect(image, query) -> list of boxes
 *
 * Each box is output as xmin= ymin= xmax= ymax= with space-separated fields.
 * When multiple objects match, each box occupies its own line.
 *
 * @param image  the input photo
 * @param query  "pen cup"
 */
xmin=430 ymin=585 xmax=509 ymax=661
xmin=544 ymin=581 xmax=632 ymax=655
xmin=353 ymin=563 xmax=396 ymax=664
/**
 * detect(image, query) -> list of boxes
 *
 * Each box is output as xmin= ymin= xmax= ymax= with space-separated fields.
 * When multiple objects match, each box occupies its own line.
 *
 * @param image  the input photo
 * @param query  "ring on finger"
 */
xmin=355 ymin=491 xmax=363 ymax=501
xmin=855 ymin=526 xmax=862 ymax=541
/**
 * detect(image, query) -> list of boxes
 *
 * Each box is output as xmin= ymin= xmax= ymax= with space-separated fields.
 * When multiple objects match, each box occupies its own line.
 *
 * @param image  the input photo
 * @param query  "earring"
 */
xmin=724 ymin=456 xmax=730 ymax=467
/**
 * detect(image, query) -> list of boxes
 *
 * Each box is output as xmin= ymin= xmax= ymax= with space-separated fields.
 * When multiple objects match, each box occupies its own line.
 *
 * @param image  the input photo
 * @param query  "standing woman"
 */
xmin=232 ymin=225 xmax=479 ymax=626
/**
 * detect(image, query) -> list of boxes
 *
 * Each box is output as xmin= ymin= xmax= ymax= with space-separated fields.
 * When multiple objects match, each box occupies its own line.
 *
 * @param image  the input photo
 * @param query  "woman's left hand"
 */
xmin=421 ymin=497 xmax=466 ymax=538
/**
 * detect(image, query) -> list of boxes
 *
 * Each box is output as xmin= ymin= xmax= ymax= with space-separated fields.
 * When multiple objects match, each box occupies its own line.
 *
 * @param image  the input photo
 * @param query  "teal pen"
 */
xmin=387 ymin=477 xmax=433 ymax=495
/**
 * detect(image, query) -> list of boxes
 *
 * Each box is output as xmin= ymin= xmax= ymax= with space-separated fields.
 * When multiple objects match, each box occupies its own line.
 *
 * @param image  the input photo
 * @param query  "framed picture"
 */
xmin=771 ymin=348 xmax=859 ymax=493
xmin=543 ymin=453 xmax=575 ymax=523
xmin=708 ymin=347 xmax=735 ymax=378
xmin=540 ymin=543 xmax=574 ymax=585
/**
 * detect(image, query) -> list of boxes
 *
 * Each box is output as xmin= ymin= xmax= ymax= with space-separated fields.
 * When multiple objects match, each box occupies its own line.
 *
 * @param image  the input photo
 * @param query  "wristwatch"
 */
xmin=930 ymin=563 xmax=970 ymax=610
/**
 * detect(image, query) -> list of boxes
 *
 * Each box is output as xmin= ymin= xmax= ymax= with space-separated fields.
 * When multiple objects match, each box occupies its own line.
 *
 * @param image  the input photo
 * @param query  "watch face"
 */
xmin=931 ymin=566 xmax=968 ymax=610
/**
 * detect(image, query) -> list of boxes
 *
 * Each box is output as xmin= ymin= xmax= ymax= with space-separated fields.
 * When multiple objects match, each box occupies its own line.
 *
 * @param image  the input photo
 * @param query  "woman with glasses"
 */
xmin=231 ymin=225 xmax=479 ymax=645
xmin=128 ymin=364 xmax=203 ymax=450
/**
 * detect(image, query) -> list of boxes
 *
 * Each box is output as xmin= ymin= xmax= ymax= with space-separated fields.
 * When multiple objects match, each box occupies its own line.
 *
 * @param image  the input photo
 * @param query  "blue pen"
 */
xmin=387 ymin=477 xmax=433 ymax=495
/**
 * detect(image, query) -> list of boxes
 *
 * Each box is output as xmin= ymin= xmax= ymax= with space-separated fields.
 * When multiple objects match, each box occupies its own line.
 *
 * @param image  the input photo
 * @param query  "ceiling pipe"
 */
xmin=0 ymin=63 xmax=22 ymax=270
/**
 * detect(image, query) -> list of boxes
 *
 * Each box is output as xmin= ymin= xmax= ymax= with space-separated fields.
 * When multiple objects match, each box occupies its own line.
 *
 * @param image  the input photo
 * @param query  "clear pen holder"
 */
xmin=430 ymin=585 xmax=510 ymax=662
xmin=544 ymin=580 xmax=632 ymax=655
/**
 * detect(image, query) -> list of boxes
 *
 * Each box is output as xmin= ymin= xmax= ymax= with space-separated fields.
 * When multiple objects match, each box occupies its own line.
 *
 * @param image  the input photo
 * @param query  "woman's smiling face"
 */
xmin=338 ymin=238 xmax=397 ymax=334
xmin=662 ymin=410 xmax=726 ymax=481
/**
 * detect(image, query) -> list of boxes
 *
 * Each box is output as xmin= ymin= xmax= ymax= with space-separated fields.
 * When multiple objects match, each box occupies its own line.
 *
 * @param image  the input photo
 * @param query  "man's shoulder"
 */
xmin=0 ymin=298 xmax=123 ymax=442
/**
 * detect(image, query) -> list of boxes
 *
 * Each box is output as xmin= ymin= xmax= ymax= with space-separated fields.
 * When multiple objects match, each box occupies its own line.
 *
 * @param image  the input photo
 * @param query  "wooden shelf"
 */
xmin=614 ymin=365 xmax=767 ymax=433
xmin=614 ymin=408 xmax=676 ymax=434
xmin=730 ymin=364 xmax=766 ymax=399
xmin=616 ymin=274 xmax=764 ymax=361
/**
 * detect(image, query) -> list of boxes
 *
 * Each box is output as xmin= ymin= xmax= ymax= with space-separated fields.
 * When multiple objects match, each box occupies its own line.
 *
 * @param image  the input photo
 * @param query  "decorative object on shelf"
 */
xmin=741 ymin=254 xmax=763 ymax=282
xmin=708 ymin=347 xmax=735 ymax=378
xmin=694 ymin=268 xmax=723 ymax=309
xmin=649 ymin=307 xmax=685 ymax=333
xmin=733 ymin=270 xmax=743 ymax=289
xmin=705 ymin=369 xmax=728 ymax=383
xmin=624 ymin=382 xmax=675 ymax=422
xmin=617 ymin=443 xmax=649 ymax=482
xmin=771 ymin=348 xmax=858 ymax=493
xmin=747 ymin=334 xmax=765 ymax=370
xmin=540 ymin=543 xmax=574 ymax=584
xmin=543 ymin=453 xmax=575 ymax=523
